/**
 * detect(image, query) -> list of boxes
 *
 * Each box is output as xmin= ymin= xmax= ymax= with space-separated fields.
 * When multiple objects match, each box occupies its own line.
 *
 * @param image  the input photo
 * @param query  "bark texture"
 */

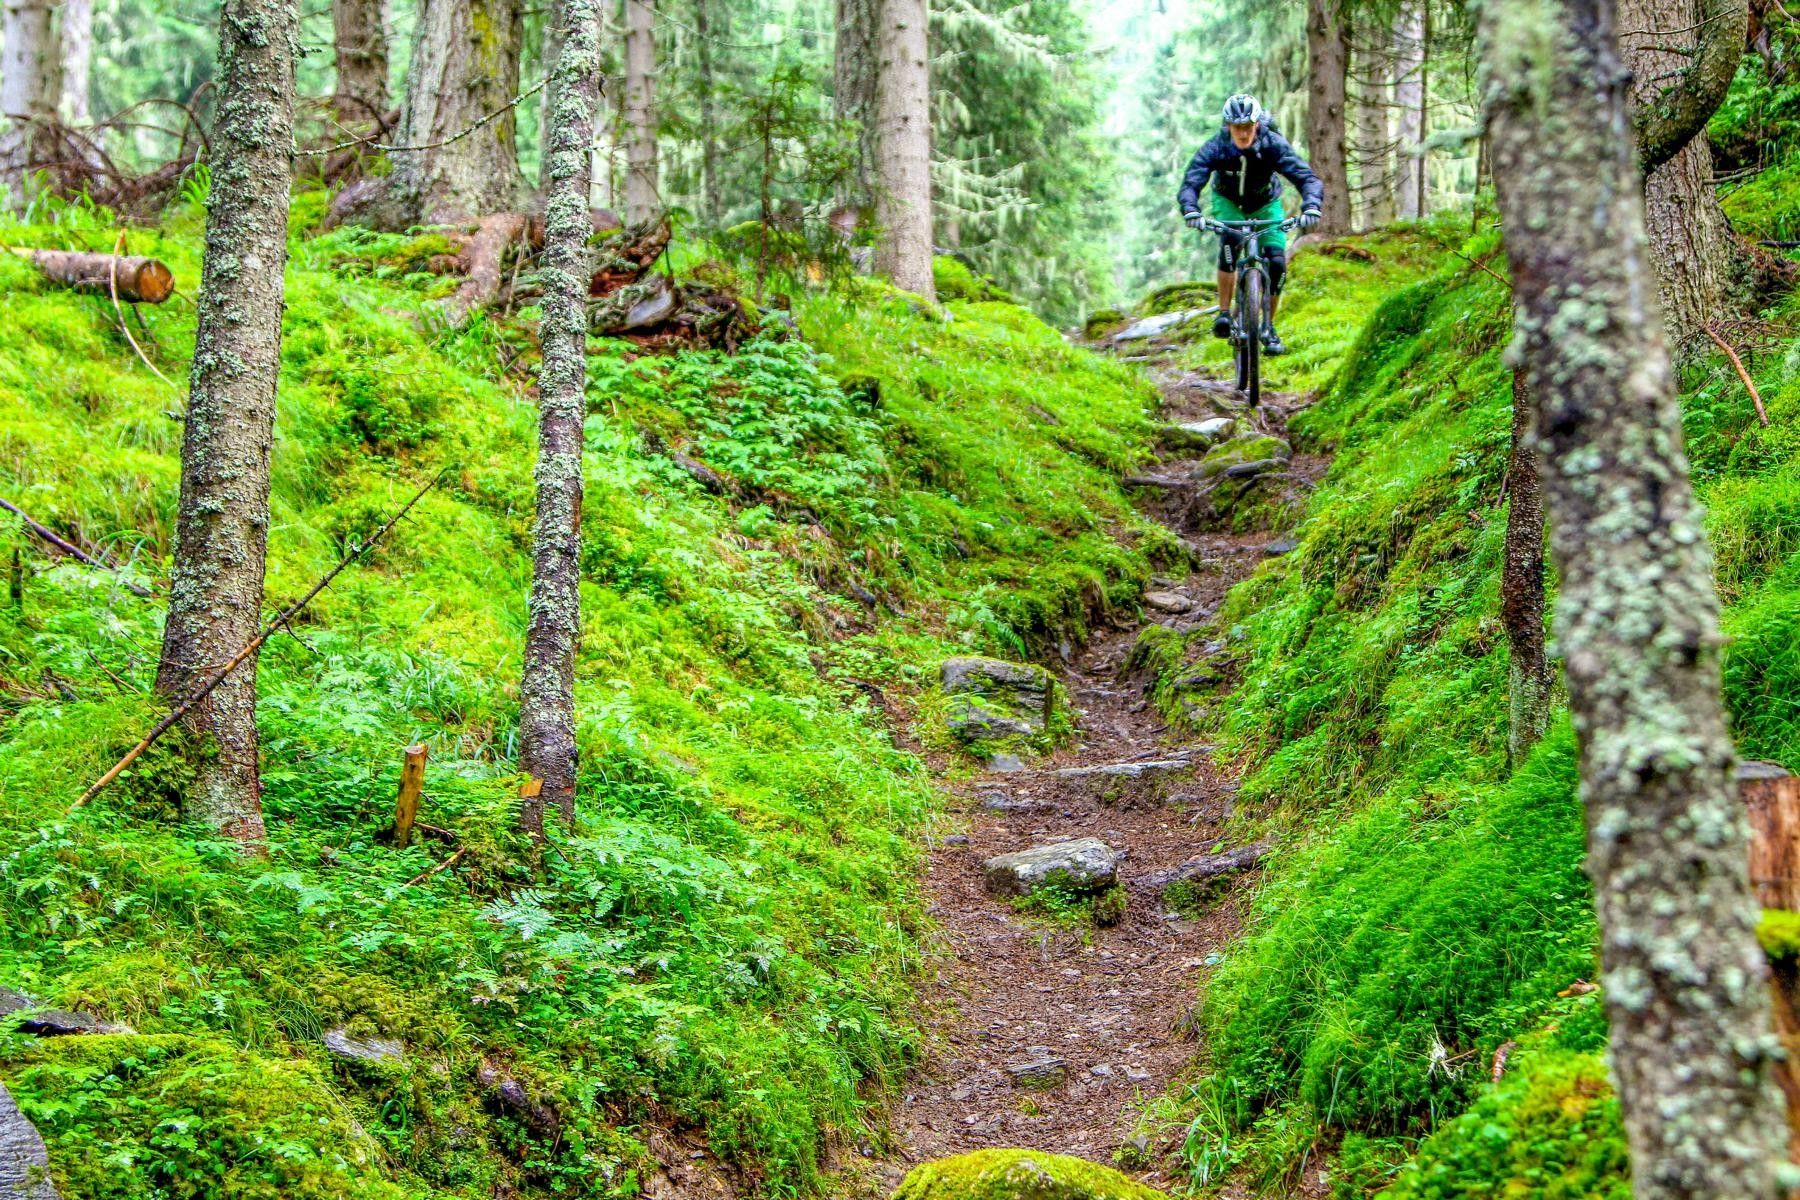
xmin=1393 ymin=0 xmax=1425 ymax=219
xmin=331 ymin=0 xmax=389 ymax=121
xmin=61 ymin=0 xmax=91 ymax=123
xmin=1353 ymin=37 xmax=1394 ymax=230
xmin=1305 ymin=0 xmax=1352 ymax=235
xmin=1620 ymin=0 xmax=1748 ymax=349
xmin=156 ymin=0 xmax=300 ymax=848
xmin=519 ymin=0 xmax=601 ymax=835
xmin=1 ymin=0 xmax=61 ymax=194
xmin=694 ymin=0 xmax=719 ymax=221
xmin=834 ymin=0 xmax=877 ymax=212
xmin=1501 ymin=367 xmax=1550 ymax=767
xmin=872 ymin=0 xmax=934 ymax=298
xmin=384 ymin=0 xmax=526 ymax=225
xmin=623 ymin=0 xmax=659 ymax=224
xmin=1479 ymin=1 xmax=1787 ymax=1195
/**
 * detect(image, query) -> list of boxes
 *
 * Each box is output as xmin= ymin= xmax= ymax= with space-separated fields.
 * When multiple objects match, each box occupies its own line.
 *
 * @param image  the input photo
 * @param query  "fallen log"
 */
xmin=0 ymin=496 xmax=154 ymax=597
xmin=1135 ymin=840 xmax=1273 ymax=890
xmin=12 ymin=248 xmax=174 ymax=303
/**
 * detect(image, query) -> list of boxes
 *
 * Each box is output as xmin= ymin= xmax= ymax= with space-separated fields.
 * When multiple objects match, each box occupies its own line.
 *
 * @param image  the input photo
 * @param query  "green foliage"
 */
xmin=0 ymin=196 xmax=1165 ymax=1199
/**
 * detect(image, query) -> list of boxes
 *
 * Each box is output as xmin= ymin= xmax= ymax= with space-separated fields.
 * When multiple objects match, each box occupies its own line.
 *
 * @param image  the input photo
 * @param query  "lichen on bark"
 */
xmin=518 ymin=0 xmax=601 ymax=838
xmin=1477 ymin=0 xmax=1788 ymax=1194
xmin=155 ymin=0 xmax=300 ymax=849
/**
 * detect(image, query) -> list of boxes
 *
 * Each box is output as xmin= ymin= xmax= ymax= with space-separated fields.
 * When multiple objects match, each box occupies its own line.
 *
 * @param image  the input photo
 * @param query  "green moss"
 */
xmin=1758 ymin=909 xmax=1800 ymax=959
xmin=934 ymin=257 xmax=1020 ymax=305
xmin=1140 ymin=281 xmax=1212 ymax=316
xmin=1379 ymin=1052 xmax=1628 ymax=1199
xmin=1083 ymin=308 xmax=1129 ymax=338
xmin=892 ymin=1149 xmax=1170 ymax=1200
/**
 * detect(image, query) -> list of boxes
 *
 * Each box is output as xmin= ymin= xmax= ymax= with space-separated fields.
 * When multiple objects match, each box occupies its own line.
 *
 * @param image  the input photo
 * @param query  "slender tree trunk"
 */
xmin=1502 ymin=366 xmax=1550 ymax=767
xmin=1619 ymin=0 xmax=1749 ymax=349
xmin=537 ymin=0 xmax=562 ymax=193
xmin=519 ymin=0 xmax=600 ymax=837
xmin=694 ymin=0 xmax=719 ymax=222
xmin=623 ymin=0 xmax=659 ymax=223
xmin=156 ymin=0 xmax=300 ymax=849
xmin=331 ymin=0 xmax=389 ymax=122
xmin=1479 ymin=2 xmax=1787 ymax=1195
xmin=834 ymin=0 xmax=877 ymax=214
xmin=1393 ymin=0 xmax=1424 ymax=219
xmin=1305 ymin=0 xmax=1352 ymax=235
xmin=385 ymin=0 xmax=526 ymax=224
xmin=60 ymin=0 xmax=90 ymax=123
xmin=872 ymin=0 xmax=934 ymax=298
xmin=1353 ymin=35 xmax=1394 ymax=230
xmin=1 ymin=0 xmax=61 ymax=196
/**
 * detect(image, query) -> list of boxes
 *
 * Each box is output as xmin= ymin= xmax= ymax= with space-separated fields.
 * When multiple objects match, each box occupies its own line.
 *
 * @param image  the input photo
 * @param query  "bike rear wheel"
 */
xmin=1235 ymin=267 xmax=1263 ymax=407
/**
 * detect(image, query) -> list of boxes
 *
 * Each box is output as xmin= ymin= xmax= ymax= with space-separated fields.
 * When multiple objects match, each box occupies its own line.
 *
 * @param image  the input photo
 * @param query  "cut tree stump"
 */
xmin=393 ymin=743 xmax=427 ymax=849
xmin=11 ymin=249 xmax=174 ymax=303
xmin=1743 ymin=760 xmax=1800 ymax=909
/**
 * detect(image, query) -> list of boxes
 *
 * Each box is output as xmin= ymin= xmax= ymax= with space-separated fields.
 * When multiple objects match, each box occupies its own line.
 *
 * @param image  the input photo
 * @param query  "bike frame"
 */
xmin=1198 ymin=215 xmax=1299 ymax=406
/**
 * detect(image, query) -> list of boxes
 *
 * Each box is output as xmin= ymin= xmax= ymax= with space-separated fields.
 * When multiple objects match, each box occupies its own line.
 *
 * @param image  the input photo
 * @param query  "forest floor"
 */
xmin=852 ymin=340 xmax=1322 ymax=1196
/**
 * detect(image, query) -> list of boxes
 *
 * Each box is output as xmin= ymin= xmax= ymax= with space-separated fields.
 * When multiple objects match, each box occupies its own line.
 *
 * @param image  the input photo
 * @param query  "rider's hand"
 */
xmin=1184 ymin=211 xmax=1204 ymax=229
xmin=1298 ymin=208 xmax=1321 ymax=231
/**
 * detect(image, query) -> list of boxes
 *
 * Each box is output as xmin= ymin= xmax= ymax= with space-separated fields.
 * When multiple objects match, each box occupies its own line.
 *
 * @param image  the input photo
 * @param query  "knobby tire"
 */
xmin=1236 ymin=266 xmax=1263 ymax=407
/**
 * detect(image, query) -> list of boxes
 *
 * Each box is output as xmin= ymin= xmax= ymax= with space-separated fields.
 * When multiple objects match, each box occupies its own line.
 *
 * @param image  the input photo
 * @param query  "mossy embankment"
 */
xmin=0 ymin=190 xmax=1176 ymax=1198
xmin=1124 ymin=194 xmax=1800 ymax=1193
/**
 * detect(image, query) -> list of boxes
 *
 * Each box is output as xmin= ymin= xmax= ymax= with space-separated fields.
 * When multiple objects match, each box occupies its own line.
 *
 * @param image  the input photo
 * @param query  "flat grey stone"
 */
xmin=0 ymin=1083 xmax=58 ymax=1199
xmin=983 ymin=838 xmax=1118 ymax=897
xmin=1143 ymin=590 xmax=1192 ymax=614
xmin=986 ymin=753 xmax=1027 ymax=773
xmin=1264 ymin=537 xmax=1299 ymax=556
xmin=1111 ymin=308 xmax=1208 ymax=342
xmin=946 ymin=698 xmax=1039 ymax=740
xmin=1223 ymin=457 xmax=1286 ymax=479
xmin=323 ymin=1027 xmax=406 ymax=1064
xmin=1006 ymin=1049 xmax=1068 ymax=1089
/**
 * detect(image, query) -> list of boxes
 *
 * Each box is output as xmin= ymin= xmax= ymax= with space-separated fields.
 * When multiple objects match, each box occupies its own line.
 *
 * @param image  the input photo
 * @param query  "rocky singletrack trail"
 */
xmin=867 ymin=338 xmax=1320 ymax=1192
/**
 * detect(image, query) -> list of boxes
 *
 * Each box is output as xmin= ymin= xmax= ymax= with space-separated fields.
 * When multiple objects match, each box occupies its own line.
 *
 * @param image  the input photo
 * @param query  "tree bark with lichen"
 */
xmin=155 ymin=0 xmax=300 ymax=849
xmin=623 ymin=0 xmax=659 ymax=224
xmin=1619 ymin=0 xmax=1749 ymax=349
xmin=1478 ymin=1 xmax=1787 ymax=1195
xmin=1305 ymin=0 xmax=1352 ymax=236
xmin=872 ymin=0 xmax=934 ymax=299
xmin=518 ymin=0 xmax=600 ymax=839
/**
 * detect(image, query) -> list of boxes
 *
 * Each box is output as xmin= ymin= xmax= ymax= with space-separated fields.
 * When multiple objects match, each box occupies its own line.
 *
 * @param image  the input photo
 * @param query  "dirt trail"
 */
xmin=864 ymin=348 xmax=1318 ymax=1193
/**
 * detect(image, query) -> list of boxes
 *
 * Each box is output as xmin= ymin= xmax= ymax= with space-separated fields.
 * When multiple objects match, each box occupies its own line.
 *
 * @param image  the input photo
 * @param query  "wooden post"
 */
xmin=1742 ymin=760 xmax=1800 ymax=1171
xmin=393 ymin=743 xmax=427 ymax=849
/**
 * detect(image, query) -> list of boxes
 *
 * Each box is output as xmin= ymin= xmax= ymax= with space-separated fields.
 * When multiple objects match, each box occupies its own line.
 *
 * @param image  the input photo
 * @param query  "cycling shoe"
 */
xmin=1261 ymin=328 xmax=1287 ymax=356
xmin=1212 ymin=313 xmax=1232 ymax=339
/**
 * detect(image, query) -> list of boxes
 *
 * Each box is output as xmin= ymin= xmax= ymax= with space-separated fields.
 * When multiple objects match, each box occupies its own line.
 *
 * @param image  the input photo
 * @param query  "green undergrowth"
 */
xmin=893 ymin=1148 xmax=1172 ymax=1200
xmin=0 ymin=188 xmax=1166 ymax=1198
xmin=1126 ymin=193 xmax=1800 ymax=1193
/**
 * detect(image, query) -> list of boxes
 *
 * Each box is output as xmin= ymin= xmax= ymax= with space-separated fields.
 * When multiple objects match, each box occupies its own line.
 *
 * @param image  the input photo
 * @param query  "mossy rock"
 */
xmin=1083 ymin=308 xmax=1129 ymax=339
xmin=1197 ymin=433 xmax=1292 ymax=478
xmin=1139 ymin=281 xmax=1212 ymax=316
xmin=893 ymin=1149 xmax=1171 ymax=1200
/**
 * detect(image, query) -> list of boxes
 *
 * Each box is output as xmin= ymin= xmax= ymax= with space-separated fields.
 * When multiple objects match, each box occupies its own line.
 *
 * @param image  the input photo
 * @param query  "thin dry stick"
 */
xmin=0 ymin=496 xmax=154 ymax=598
xmin=109 ymin=231 xmax=178 ymax=390
xmin=296 ymin=79 xmax=547 ymax=158
xmin=405 ymin=846 xmax=466 ymax=887
xmin=71 ymin=471 xmax=443 ymax=810
xmin=1702 ymin=323 xmax=1772 ymax=426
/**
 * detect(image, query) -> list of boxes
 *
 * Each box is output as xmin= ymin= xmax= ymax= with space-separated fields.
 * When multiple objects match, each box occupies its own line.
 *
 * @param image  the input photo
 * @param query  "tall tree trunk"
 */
xmin=1479 ymin=2 xmax=1787 ymax=1196
xmin=694 ymin=0 xmax=719 ymax=223
xmin=872 ymin=0 xmax=933 ymax=298
xmin=1305 ymin=0 xmax=1352 ymax=235
xmin=1353 ymin=36 xmax=1394 ymax=230
xmin=519 ymin=0 xmax=600 ymax=837
xmin=1393 ymin=0 xmax=1425 ymax=219
xmin=60 ymin=0 xmax=90 ymax=123
xmin=623 ymin=0 xmax=658 ymax=224
xmin=331 ymin=0 xmax=388 ymax=122
xmin=834 ymin=0 xmax=877 ymax=213
xmin=537 ymin=0 xmax=562 ymax=193
xmin=156 ymin=0 xmax=300 ymax=849
xmin=1502 ymin=366 xmax=1550 ymax=767
xmin=1 ymin=0 xmax=61 ymax=196
xmin=1619 ymin=0 xmax=1749 ymax=349
xmin=385 ymin=0 xmax=526 ymax=224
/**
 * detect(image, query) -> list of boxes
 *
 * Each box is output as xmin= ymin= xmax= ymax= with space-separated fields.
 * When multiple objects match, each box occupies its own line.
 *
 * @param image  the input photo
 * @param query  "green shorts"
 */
xmin=1210 ymin=193 xmax=1286 ymax=268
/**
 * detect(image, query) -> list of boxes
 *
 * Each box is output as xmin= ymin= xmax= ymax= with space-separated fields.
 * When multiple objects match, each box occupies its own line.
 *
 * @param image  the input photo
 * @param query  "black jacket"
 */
xmin=1177 ymin=124 xmax=1324 ymax=215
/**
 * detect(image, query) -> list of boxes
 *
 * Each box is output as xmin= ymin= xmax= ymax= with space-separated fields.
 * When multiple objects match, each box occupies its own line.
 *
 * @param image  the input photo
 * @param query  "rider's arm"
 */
xmin=1176 ymin=146 xmax=1214 ymax=216
xmin=1271 ymin=134 xmax=1324 ymax=215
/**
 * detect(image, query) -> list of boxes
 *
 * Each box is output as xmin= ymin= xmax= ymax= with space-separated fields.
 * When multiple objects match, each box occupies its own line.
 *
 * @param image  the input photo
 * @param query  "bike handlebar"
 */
xmin=1197 ymin=216 xmax=1301 ymax=234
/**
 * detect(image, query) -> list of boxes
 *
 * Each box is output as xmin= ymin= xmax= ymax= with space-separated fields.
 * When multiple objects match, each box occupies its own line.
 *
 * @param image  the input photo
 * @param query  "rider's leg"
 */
xmin=1265 ymin=249 xmax=1287 ymax=326
xmin=1217 ymin=269 xmax=1236 ymax=312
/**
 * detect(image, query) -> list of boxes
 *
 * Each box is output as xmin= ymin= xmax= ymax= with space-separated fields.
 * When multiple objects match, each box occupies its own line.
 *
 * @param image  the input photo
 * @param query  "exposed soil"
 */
xmin=858 ymin=342 xmax=1318 ymax=1194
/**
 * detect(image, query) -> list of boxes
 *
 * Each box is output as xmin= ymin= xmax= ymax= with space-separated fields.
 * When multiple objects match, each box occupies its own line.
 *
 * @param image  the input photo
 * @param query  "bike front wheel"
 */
xmin=1235 ymin=267 xmax=1263 ymax=407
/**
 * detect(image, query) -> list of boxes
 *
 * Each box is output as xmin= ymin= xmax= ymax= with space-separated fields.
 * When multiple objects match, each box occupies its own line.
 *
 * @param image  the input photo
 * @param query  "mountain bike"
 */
xmin=1200 ymin=215 xmax=1299 ymax=408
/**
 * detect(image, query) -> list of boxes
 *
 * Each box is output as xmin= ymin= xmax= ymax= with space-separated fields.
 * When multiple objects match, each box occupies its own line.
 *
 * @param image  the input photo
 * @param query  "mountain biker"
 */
xmin=1177 ymin=93 xmax=1324 ymax=356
